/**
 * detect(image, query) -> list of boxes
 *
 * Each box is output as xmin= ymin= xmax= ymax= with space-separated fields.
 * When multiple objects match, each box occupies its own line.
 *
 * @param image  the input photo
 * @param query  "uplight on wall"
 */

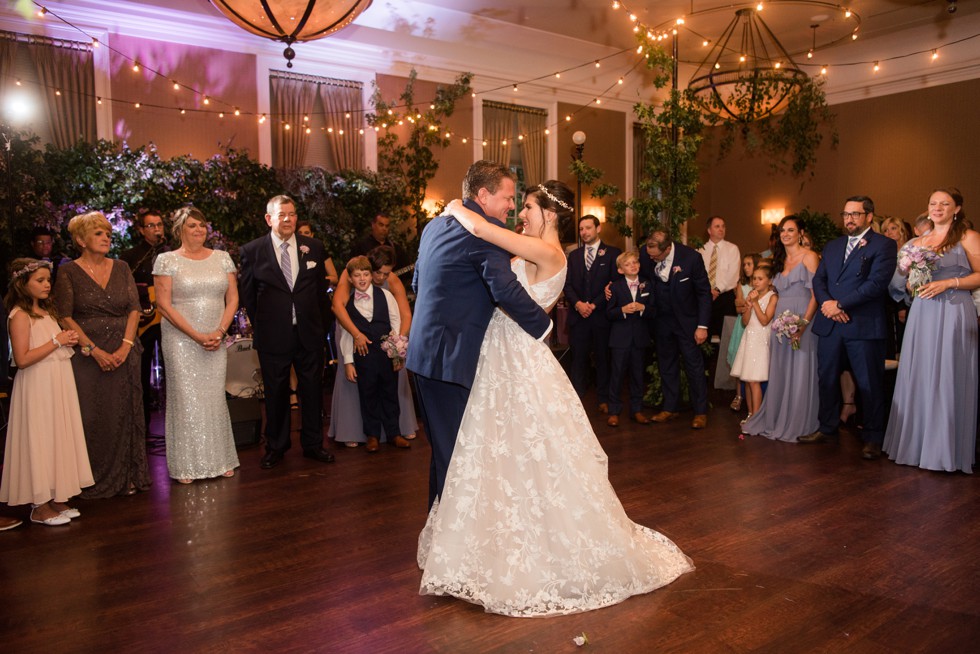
xmin=761 ymin=208 xmax=785 ymax=225
xmin=421 ymin=197 xmax=442 ymax=216
xmin=582 ymin=205 xmax=606 ymax=222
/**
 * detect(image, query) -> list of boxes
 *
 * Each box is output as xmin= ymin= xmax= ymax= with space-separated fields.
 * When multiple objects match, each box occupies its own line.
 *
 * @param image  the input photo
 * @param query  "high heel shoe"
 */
xmin=730 ymin=395 xmax=743 ymax=412
xmin=740 ymin=413 xmax=753 ymax=426
xmin=290 ymin=388 xmax=300 ymax=410
xmin=840 ymin=402 xmax=857 ymax=426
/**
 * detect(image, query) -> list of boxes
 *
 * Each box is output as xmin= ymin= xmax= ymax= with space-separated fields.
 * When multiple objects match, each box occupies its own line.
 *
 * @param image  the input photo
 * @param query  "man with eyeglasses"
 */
xmin=800 ymin=196 xmax=897 ymax=460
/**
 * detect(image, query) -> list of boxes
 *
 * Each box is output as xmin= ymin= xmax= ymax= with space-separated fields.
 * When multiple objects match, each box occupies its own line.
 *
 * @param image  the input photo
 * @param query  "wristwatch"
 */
xmin=80 ymin=344 xmax=94 ymax=356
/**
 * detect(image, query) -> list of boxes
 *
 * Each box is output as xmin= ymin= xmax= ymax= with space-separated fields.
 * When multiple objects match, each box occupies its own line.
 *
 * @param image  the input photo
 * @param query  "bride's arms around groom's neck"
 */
xmin=446 ymin=200 xmax=565 ymax=274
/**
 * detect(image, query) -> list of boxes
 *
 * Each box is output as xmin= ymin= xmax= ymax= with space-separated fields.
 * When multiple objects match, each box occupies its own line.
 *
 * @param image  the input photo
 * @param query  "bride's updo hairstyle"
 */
xmin=528 ymin=180 xmax=575 ymax=228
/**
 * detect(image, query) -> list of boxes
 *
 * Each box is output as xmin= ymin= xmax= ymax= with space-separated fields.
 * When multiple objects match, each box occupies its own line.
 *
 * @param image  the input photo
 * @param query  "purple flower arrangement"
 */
xmin=898 ymin=243 xmax=940 ymax=296
xmin=771 ymin=310 xmax=808 ymax=350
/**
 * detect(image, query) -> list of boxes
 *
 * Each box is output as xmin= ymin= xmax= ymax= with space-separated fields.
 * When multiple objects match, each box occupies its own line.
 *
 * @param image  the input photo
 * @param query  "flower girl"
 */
xmin=0 ymin=259 xmax=92 ymax=526
xmin=730 ymin=263 xmax=777 ymax=422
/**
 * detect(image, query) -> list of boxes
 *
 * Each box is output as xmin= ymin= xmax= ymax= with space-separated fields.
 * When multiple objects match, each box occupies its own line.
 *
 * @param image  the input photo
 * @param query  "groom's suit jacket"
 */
xmin=407 ymin=199 xmax=551 ymax=388
xmin=811 ymin=230 xmax=897 ymax=340
xmin=239 ymin=233 xmax=330 ymax=354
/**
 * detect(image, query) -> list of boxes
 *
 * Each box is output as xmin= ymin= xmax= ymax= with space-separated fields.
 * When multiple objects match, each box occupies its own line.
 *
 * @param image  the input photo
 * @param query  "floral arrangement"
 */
xmin=381 ymin=331 xmax=409 ymax=366
xmin=771 ymin=310 xmax=808 ymax=350
xmin=898 ymin=244 xmax=940 ymax=296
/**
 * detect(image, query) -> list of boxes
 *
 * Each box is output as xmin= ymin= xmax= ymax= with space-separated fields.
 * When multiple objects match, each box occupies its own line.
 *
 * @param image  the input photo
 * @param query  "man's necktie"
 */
xmin=355 ymin=290 xmax=370 ymax=300
xmin=585 ymin=245 xmax=595 ymax=270
xmin=844 ymin=236 xmax=859 ymax=261
xmin=656 ymin=260 xmax=667 ymax=280
xmin=280 ymin=241 xmax=293 ymax=290
xmin=708 ymin=245 xmax=718 ymax=288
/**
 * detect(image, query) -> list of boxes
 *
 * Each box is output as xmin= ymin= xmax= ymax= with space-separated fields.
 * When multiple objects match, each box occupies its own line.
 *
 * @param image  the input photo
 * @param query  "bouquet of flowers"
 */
xmin=380 ymin=331 xmax=409 ymax=367
xmin=771 ymin=310 xmax=808 ymax=351
xmin=897 ymin=244 xmax=940 ymax=296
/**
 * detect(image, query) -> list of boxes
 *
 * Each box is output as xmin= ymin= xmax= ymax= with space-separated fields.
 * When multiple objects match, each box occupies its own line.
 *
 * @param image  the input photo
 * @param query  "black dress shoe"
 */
xmin=303 ymin=447 xmax=335 ymax=463
xmin=797 ymin=430 xmax=837 ymax=444
xmin=260 ymin=451 xmax=284 ymax=469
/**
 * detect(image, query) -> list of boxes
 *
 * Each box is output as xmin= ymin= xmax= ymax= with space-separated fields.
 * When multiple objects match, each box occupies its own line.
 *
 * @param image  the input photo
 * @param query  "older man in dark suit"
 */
xmin=800 ymin=195 xmax=897 ymax=460
xmin=563 ymin=215 xmax=622 ymax=412
xmin=239 ymin=195 xmax=334 ymax=469
xmin=408 ymin=161 xmax=551 ymax=509
xmin=641 ymin=230 xmax=713 ymax=429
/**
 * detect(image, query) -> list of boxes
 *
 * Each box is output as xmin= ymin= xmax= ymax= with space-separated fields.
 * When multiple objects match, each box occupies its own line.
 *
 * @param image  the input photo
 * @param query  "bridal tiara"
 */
xmin=537 ymin=184 xmax=572 ymax=212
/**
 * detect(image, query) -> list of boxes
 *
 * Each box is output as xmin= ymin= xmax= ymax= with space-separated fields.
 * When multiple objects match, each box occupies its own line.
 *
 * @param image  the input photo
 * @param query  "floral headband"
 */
xmin=10 ymin=260 xmax=53 ymax=285
xmin=537 ymin=184 xmax=572 ymax=212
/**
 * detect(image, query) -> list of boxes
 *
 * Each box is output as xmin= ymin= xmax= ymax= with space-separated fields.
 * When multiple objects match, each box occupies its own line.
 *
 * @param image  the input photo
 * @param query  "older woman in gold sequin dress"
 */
xmin=153 ymin=208 xmax=239 ymax=483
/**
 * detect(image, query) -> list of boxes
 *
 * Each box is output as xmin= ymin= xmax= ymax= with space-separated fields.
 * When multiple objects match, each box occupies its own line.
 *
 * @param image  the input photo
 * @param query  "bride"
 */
xmin=417 ymin=180 xmax=693 ymax=617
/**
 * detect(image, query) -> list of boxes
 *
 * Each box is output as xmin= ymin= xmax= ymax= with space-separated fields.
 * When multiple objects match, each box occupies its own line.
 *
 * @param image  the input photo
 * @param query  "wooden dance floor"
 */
xmin=1 ymin=391 xmax=978 ymax=652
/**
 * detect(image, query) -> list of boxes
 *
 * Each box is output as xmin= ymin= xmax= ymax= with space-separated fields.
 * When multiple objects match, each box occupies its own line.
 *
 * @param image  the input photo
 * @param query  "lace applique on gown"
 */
xmin=418 ymin=258 xmax=694 ymax=617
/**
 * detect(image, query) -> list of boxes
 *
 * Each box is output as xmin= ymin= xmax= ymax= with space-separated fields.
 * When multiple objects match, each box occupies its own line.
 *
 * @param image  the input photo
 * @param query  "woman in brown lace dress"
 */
xmin=54 ymin=211 xmax=150 ymax=498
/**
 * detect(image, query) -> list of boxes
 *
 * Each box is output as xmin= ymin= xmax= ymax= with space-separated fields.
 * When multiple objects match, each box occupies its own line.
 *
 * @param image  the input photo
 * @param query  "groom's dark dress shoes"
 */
xmin=303 ymin=447 xmax=336 ymax=463
xmin=260 ymin=451 xmax=284 ymax=469
xmin=798 ymin=430 xmax=838 ymax=444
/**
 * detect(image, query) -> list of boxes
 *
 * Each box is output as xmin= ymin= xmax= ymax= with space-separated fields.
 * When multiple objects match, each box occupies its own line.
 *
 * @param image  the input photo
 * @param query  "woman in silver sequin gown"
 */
xmin=153 ymin=208 xmax=240 ymax=483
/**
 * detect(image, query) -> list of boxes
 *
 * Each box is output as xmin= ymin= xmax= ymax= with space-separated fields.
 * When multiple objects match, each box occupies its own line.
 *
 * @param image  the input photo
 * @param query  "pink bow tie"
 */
xmin=355 ymin=291 xmax=370 ymax=300
xmin=628 ymin=281 xmax=639 ymax=289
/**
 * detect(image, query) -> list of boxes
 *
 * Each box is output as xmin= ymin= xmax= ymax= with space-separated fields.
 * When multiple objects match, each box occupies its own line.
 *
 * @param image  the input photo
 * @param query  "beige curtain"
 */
xmin=320 ymin=82 xmax=363 ymax=170
xmin=28 ymin=40 xmax=95 ymax=148
xmin=0 ymin=35 xmax=16 ymax=99
xmin=517 ymin=110 xmax=546 ymax=185
xmin=482 ymin=104 xmax=512 ymax=167
xmin=271 ymin=76 xmax=317 ymax=169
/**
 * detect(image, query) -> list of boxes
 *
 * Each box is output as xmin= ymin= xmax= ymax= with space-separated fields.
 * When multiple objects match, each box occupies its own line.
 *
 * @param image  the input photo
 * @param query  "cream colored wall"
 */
xmin=109 ymin=35 xmax=259 ymax=160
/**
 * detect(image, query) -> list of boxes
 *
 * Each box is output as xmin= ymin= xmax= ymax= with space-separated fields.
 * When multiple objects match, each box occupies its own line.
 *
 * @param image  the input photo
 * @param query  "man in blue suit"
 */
xmin=800 ymin=196 xmax=897 ymax=459
xmin=641 ymin=230 xmax=713 ymax=429
xmin=407 ymin=161 xmax=552 ymax=508
xmin=563 ymin=215 xmax=621 ymax=412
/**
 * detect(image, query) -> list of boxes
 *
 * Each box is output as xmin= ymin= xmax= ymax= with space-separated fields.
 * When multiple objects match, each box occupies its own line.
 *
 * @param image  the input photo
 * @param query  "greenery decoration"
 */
xmin=703 ymin=73 xmax=838 ymax=178
xmin=795 ymin=207 xmax=842 ymax=253
xmin=366 ymin=69 xmax=472 ymax=257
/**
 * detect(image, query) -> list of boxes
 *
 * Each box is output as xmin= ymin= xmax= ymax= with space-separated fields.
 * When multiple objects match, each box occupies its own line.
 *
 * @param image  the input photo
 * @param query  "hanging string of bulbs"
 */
xmin=20 ymin=1 xmax=980 ymax=147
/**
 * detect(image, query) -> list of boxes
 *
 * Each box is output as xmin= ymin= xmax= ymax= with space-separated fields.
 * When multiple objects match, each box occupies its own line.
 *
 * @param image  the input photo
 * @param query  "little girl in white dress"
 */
xmin=731 ymin=264 xmax=777 ymax=421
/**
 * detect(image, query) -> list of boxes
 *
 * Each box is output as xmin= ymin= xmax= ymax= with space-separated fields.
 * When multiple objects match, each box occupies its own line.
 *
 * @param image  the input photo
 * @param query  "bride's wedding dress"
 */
xmin=418 ymin=258 xmax=693 ymax=617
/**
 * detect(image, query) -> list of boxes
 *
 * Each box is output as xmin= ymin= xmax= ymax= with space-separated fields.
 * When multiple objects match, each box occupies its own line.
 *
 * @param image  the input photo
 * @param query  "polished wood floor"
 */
xmin=1 ymin=387 xmax=978 ymax=653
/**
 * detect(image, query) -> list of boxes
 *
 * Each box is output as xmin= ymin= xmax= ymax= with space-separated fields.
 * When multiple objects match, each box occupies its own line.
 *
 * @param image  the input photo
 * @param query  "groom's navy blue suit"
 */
xmin=812 ymin=230 xmax=897 ymax=444
xmin=408 ymin=199 xmax=551 ymax=508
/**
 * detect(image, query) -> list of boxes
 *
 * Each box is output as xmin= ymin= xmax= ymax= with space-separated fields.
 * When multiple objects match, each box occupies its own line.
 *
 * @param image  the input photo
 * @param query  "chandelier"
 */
xmin=688 ymin=8 xmax=807 ymax=122
xmin=210 ymin=1 xmax=373 ymax=67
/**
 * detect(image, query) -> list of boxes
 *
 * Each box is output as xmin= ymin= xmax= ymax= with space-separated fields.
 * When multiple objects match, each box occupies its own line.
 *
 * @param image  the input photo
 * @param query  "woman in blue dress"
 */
xmin=883 ymin=188 xmax=979 ymax=473
xmin=741 ymin=215 xmax=821 ymax=441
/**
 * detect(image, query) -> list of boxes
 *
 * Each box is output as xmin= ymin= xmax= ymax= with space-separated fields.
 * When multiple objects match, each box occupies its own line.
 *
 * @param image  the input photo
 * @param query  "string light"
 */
xmin=756 ymin=2 xmax=763 ymax=10
xmin=203 ymin=96 xmax=210 ymax=105
xmin=132 ymin=62 xmax=140 ymax=72
xmin=612 ymin=1 xmax=620 ymax=8
xmin=37 ymin=7 xmax=47 ymax=17
xmin=844 ymin=8 xmax=852 ymax=18
xmin=873 ymin=61 xmax=880 ymax=72
xmin=932 ymin=49 xmax=939 ymax=60
xmin=594 ymin=60 xmax=600 ymax=68
xmin=173 ymin=81 xmax=180 ymax=90
xmin=820 ymin=66 xmax=828 ymax=75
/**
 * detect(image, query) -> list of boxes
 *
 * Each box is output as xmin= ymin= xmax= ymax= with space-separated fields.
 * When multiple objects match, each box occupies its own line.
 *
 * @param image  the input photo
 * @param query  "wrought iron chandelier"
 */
xmin=210 ymin=1 xmax=373 ymax=67
xmin=688 ymin=8 xmax=807 ymax=122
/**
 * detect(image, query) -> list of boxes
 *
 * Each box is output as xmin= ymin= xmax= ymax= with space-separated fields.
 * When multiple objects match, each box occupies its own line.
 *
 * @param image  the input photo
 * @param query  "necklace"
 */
xmin=82 ymin=257 xmax=110 ymax=284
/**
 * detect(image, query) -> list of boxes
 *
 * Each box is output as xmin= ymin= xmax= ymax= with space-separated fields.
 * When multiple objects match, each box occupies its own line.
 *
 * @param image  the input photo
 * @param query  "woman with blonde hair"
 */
xmin=153 ymin=207 xmax=239 ymax=484
xmin=54 ymin=211 xmax=150 ymax=497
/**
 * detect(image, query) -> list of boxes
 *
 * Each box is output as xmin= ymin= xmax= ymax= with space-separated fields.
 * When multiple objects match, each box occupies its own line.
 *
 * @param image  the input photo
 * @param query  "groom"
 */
xmin=408 ymin=161 xmax=552 ymax=508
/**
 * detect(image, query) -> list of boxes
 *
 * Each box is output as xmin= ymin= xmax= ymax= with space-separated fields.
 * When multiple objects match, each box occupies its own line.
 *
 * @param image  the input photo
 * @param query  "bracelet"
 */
xmin=218 ymin=326 xmax=227 ymax=336
xmin=955 ymin=277 xmax=960 ymax=289
xmin=52 ymin=335 xmax=61 ymax=348
xmin=122 ymin=338 xmax=135 ymax=346
xmin=81 ymin=344 xmax=94 ymax=354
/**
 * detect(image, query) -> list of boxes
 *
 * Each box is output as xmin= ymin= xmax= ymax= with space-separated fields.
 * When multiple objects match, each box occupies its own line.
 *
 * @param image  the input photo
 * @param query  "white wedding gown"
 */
xmin=418 ymin=259 xmax=694 ymax=617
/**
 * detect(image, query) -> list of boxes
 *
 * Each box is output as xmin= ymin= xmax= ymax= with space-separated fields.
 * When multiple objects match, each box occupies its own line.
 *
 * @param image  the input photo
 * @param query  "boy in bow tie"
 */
xmin=605 ymin=251 xmax=655 ymax=427
xmin=340 ymin=256 xmax=409 ymax=452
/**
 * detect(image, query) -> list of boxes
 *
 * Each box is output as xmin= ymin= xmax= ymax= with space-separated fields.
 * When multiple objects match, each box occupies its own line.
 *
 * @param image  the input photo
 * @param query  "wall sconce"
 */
xmin=421 ymin=197 xmax=442 ymax=216
xmin=582 ymin=205 xmax=606 ymax=223
xmin=761 ymin=208 xmax=784 ymax=225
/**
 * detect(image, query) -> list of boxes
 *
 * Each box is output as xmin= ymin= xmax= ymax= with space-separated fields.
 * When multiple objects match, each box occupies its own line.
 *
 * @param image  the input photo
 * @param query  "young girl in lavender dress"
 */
xmin=731 ymin=264 xmax=777 ymax=424
xmin=0 ymin=259 xmax=93 ymax=526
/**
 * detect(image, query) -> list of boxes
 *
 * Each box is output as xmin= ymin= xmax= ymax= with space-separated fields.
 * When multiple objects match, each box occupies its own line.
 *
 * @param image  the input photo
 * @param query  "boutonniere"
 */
xmin=299 ymin=244 xmax=310 ymax=256
xmin=638 ymin=282 xmax=646 ymax=290
xmin=597 ymin=248 xmax=606 ymax=257
xmin=672 ymin=266 xmax=681 ymax=274
xmin=858 ymin=239 xmax=867 ymax=249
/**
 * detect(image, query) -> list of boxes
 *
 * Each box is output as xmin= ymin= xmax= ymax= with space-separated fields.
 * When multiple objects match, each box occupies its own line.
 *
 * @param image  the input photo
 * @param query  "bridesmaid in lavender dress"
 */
xmin=884 ymin=188 xmax=979 ymax=473
xmin=741 ymin=216 xmax=821 ymax=442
